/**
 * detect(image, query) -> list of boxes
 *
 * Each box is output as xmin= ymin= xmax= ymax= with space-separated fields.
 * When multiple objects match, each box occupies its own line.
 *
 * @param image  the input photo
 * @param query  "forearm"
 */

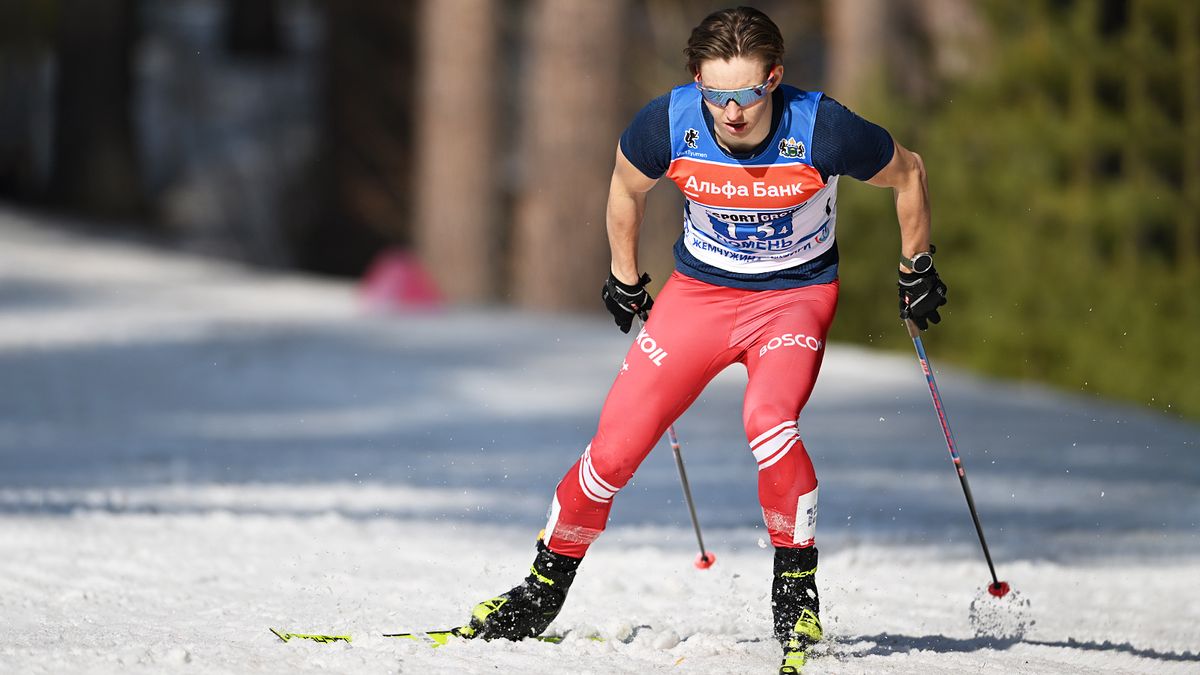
xmin=886 ymin=148 xmax=946 ymax=329
xmin=867 ymin=142 xmax=932 ymax=270
xmin=609 ymin=164 xmax=657 ymax=285
xmin=605 ymin=143 xmax=659 ymax=284
xmin=606 ymin=175 xmax=647 ymax=285
xmin=894 ymin=152 xmax=931 ymax=268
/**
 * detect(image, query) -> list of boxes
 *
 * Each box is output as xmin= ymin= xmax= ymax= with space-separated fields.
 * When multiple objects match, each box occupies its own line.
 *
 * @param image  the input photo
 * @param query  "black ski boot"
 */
xmin=773 ymin=546 xmax=822 ymax=674
xmin=460 ymin=539 xmax=582 ymax=641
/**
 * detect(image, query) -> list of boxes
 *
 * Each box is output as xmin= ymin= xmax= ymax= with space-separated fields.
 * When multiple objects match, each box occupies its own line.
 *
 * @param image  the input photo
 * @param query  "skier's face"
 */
xmin=695 ymin=57 xmax=783 ymax=152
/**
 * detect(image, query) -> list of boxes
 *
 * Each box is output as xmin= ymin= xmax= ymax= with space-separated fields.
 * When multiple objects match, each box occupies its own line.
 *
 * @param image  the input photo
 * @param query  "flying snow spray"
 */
xmin=970 ymin=585 xmax=1033 ymax=640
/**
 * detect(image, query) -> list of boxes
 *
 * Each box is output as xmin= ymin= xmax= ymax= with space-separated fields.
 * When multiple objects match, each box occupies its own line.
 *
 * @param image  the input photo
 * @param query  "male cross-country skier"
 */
xmin=457 ymin=6 xmax=947 ymax=673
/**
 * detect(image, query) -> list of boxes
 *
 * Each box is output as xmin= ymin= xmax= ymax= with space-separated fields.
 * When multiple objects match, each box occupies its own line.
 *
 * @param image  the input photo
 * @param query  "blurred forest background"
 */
xmin=0 ymin=0 xmax=1196 ymax=420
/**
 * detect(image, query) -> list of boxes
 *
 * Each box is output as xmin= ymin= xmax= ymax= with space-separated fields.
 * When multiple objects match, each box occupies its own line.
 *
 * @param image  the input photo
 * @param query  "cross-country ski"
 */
xmin=381 ymin=627 xmax=611 ymax=646
xmin=269 ymin=629 xmax=351 ymax=645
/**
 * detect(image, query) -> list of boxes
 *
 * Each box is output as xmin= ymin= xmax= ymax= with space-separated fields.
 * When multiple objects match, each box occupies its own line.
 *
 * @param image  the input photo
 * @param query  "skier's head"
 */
xmin=685 ymin=7 xmax=785 ymax=150
xmin=684 ymin=6 xmax=784 ymax=79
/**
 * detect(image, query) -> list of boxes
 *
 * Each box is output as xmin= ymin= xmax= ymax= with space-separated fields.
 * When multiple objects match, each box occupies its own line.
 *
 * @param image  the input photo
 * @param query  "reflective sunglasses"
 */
xmin=696 ymin=75 xmax=774 ymax=107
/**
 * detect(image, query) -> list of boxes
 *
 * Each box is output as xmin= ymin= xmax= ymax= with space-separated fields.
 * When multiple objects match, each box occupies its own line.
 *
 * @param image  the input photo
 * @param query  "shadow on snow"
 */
xmin=836 ymin=632 xmax=1200 ymax=663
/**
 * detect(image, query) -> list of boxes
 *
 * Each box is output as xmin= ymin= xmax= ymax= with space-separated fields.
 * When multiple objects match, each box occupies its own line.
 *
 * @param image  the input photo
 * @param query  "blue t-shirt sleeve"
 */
xmin=811 ymin=97 xmax=895 ymax=181
xmin=619 ymin=93 xmax=672 ymax=180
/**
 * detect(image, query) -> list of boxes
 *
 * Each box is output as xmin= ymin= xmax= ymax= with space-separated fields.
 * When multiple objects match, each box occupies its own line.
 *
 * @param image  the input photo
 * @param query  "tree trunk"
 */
xmin=414 ymin=0 xmax=499 ymax=303
xmin=304 ymin=1 xmax=415 ymax=275
xmin=823 ymin=0 xmax=891 ymax=103
xmin=911 ymin=0 xmax=987 ymax=80
xmin=50 ymin=0 xmax=144 ymax=220
xmin=511 ymin=0 xmax=626 ymax=310
xmin=826 ymin=0 xmax=983 ymax=106
xmin=225 ymin=0 xmax=284 ymax=58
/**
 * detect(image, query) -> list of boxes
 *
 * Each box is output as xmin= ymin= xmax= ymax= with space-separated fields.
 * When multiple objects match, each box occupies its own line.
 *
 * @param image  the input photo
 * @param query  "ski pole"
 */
xmin=904 ymin=318 xmax=1010 ymax=598
xmin=632 ymin=316 xmax=715 ymax=569
xmin=666 ymin=424 xmax=716 ymax=569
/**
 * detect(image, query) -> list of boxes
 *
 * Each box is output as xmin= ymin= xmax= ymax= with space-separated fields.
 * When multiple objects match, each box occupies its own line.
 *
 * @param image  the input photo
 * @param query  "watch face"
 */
xmin=911 ymin=253 xmax=933 ymax=273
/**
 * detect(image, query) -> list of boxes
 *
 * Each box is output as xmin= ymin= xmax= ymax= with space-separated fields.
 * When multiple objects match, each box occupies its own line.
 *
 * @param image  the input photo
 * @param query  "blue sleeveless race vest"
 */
xmin=666 ymin=84 xmax=839 ymax=288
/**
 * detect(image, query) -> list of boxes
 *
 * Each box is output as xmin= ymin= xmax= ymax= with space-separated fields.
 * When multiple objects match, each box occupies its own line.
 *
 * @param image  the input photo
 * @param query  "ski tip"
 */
xmin=270 ymin=628 xmax=352 ymax=644
xmin=987 ymin=581 xmax=1011 ymax=598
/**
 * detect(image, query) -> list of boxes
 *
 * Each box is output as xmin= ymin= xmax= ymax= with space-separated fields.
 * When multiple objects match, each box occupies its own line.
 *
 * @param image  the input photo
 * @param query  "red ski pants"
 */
xmin=543 ymin=271 xmax=838 ymax=558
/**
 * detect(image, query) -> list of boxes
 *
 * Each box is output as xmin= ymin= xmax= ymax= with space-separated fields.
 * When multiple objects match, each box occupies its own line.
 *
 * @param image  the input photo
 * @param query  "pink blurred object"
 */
xmin=359 ymin=248 xmax=444 ymax=311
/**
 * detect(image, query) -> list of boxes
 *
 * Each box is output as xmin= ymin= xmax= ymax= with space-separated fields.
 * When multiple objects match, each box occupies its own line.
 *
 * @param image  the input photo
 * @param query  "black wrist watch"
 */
xmin=900 ymin=244 xmax=936 ymax=273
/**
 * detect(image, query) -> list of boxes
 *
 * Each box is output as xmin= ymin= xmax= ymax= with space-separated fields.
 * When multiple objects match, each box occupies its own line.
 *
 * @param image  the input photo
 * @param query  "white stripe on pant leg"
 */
xmin=572 ymin=444 xmax=618 ymax=504
xmin=758 ymin=437 xmax=797 ymax=471
xmin=577 ymin=462 xmax=610 ymax=503
xmin=752 ymin=425 xmax=797 ymax=464
xmin=748 ymin=425 xmax=796 ymax=461
xmin=583 ymin=450 xmax=619 ymax=494
xmin=793 ymin=486 xmax=818 ymax=546
xmin=751 ymin=420 xmax=796 ymax=448
xmin=543 ymin=494 xmax=562 ymax=548
xmin=580 ymin=457 xmax=616 ymax=502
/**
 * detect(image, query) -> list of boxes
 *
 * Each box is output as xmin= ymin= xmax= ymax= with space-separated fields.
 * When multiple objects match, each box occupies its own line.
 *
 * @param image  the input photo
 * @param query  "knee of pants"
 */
xmin=745 ymin=405 xmax=801 ymax=472
xmin=743 ymin=403 xmax=799 ymax=441
xmin=589 ymin=422 xmax=663 ymax=486
xmin=578 ymin=440 xmax=642 ymax=496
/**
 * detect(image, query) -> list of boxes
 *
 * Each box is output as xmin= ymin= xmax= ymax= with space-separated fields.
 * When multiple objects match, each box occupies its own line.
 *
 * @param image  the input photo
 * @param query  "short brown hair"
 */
xmin=684 ymin=7 xmax=784 ymax=76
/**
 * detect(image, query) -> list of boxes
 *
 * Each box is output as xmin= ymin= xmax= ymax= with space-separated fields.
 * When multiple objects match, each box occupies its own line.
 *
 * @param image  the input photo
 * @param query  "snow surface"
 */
xmin=1 ymin=206 xmax=1198 ymax=674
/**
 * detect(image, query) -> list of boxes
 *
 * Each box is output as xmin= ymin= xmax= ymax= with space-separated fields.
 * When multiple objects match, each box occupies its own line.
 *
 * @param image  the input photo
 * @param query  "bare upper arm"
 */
xmin=865 ymin=139 xmax=925 ymax=190
xmin=612 ymin=143 xmax=660 ymax=196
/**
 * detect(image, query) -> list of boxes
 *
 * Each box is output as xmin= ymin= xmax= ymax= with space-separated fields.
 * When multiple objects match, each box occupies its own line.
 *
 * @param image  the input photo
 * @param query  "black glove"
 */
xmin=898 ymin=267 xmax=947 ymax=330
xmin=602 ymin=272 xmax=654 ymax=334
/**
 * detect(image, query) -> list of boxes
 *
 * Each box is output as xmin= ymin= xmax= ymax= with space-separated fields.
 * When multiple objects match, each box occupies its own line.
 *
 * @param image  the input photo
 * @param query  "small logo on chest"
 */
xmin=778 ymin=137 xmax=806 ymax=159
xmin=684 ymin=128 xmax=700 ymax=149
